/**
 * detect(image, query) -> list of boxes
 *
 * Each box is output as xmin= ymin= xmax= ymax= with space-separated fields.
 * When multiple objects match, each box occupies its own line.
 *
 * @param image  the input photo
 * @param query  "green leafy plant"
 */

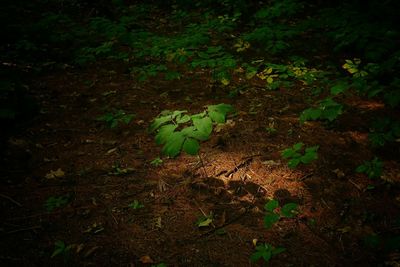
xmin=128 ymin=200 xmax=144 ymax=209
xmin=51 ymin=240 xmax=72 ymax=259
xmin=149 ymin=104 xmax=234 ymax=158
xmin=97 ymin=109 xmax=135 ymax=128
xmin=45 ymin=195 xmax=70 ymax=212
xmin=250 ymin=242 xmax=286 ymax=264
xmin=342 ymin=58 xmax=368 ymax=78
xmin=263 ymin=199 xmax=299 ymax=229
xmin=281 ymin=143 xmax=319 ymax=169
xmin=299 ymin=98 xmax=343 ymax=124
xmin=356 ymin=157 xmax=383 ymax=179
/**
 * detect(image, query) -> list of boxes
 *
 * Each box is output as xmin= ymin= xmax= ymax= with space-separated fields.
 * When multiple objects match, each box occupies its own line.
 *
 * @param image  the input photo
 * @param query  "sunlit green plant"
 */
xmin=281 ymin=143 xmax=319 ymax=169
xmin=149 ymin=104 xmax=234 ymax=158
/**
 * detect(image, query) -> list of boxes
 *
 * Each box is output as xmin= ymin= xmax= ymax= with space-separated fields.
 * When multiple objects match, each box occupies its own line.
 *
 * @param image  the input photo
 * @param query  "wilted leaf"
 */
xmin=45 ymin=168 xmax=65 ymax=179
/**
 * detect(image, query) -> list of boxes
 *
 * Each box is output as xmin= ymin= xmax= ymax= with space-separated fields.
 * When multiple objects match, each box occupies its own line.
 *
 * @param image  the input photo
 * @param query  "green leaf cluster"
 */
xmin=263 ymin=199 xmax=299 ymax=229
xmin=356 ymin=157 xmax=383 ymax=179
xmin=128 ymin=200 xmax=144 ymax=209
xmin=281 ymin=143 xmax=319 ymax=169
xmin=300 ymin=98 xmax=343 ymax=124
xmin=97 ymin=109 xmax=135 ymax=128
xmin=149 ymin=104 xmax=234 ymax=158
xmin=250 ymin=242 xmax=286 ymax=264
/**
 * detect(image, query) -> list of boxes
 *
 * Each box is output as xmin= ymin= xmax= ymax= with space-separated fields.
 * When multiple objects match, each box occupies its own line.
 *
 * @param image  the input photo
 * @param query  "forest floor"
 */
xmin=1 ymin=5 xmax=400 ymax=267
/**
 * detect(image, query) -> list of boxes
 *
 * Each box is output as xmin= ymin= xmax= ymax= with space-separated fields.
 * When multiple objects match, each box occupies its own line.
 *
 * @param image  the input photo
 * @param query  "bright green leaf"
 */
xmin=183 ymin=138 xmax=200 ymax=155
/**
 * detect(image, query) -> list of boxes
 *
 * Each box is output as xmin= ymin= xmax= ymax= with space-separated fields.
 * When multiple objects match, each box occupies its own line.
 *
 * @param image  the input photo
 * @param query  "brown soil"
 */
xmin=1 ymin=60 xmax=400 ymax=267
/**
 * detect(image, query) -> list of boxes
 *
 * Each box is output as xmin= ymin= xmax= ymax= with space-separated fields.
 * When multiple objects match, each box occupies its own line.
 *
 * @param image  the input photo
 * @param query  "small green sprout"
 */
xmin=128 ymin=200 xmax=144 ymax=210
xmin=97 ymin=109 xmax=135 ymax=128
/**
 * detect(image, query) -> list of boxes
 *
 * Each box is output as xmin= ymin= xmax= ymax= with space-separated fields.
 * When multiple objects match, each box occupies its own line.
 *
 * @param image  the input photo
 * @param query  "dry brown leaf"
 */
xmin=140 ymin=255 xmax=154 ymax=264
xmin=45 ymin=168 xmax=65 ymax=179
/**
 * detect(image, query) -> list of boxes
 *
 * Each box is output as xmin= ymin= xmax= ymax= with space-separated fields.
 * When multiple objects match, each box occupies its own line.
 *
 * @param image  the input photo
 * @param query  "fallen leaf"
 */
xmin=140 ymin=255 xmax=154 ymax=264
xmin=45 ymin=168 xmax=65 ymax=179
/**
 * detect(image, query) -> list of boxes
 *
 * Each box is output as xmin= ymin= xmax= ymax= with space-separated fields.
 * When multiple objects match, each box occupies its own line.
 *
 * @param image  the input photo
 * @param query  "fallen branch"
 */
xmin=0 ymin=193 xmax=22 ymax=207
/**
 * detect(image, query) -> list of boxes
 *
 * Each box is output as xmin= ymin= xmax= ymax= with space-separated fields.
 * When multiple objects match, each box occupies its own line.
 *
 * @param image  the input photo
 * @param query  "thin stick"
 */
xmin=0 ymin=194 xmax=22 ymax=207
xmin=6 ymin=225 xmax=41 ymax=235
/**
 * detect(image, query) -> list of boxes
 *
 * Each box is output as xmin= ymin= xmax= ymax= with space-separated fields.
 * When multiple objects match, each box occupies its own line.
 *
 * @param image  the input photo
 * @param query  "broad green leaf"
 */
xmin=149 ymin=115 xmax=173 ymax=132
xmin=293 ymin=142 xmax=303 ymax=151
xmin=172 ymin=110 xmax=187 ymax=119
xmin=208 ymin=104 xmax=234 ymax=116
xmin=193 ymin=117 xmax=212 ymax=136
xmin=155 ymin=124 xmax=177 ymax=145
xmin=264 ymin=212 xmax=280 ymax=229
xmin=305 ymin=145 xmax=319 ymax=153
xmin=208 ymin=110 xmax=225 ymax=123
xmin=288 ymin=158 xmax=301 ymax=169
xmin=188 ymin=130 xmax=210 ymax=141
xmin=300 ymin=108 xmax=322 ymax=123
xmin=281 ymin=203 xmax=298 ymax=218
xmin=183 ymin=138 xmax=200 ymax=155
xmin=162 ymin=131 xmax=185 ymax=158
xmin=176 ymin=114 xmax=191 ymax=124
xmin=355 ymin=165 xmax=367 ymax=173
xmin=264 ymin=199 xmax=279 ymax=212
xmin=300 ymin=153 xmax=317 ymax=164
xmin=272 ymin=247 xmax=286 ymax=255
xmin=331 ymin=82 xmax=348 ymax=95
xmin=250 ymin=250 xmax=264 ymax=262
xmin=282 ymin=148 xmax=296 ymax=159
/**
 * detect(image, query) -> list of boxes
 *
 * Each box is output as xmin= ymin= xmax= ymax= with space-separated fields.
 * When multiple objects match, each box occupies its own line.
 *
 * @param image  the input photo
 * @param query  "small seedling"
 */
xmin=51 ymin=240 xmax=72 ymax=259
xmin=128 ymin=200 xmax=144 ymax=209
xmin=150 ymin=157 xmax=163 ymax=167
xmin=356 ymin=157 xmax=383 ymax=179
xmin=250 ymin=242 xmax=286 ymax=264
xmin=97 ymin=109 xmax=135 ymax=128
xmin=196 ymin=213 xmax=213 ymax=228
xmin=281 ymin=142 xmax=319 ymax=169
xmin=45 ymin=195 xmax=70 ymax=212
xmin=263 ymin=199 xmax=299 ymax=229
